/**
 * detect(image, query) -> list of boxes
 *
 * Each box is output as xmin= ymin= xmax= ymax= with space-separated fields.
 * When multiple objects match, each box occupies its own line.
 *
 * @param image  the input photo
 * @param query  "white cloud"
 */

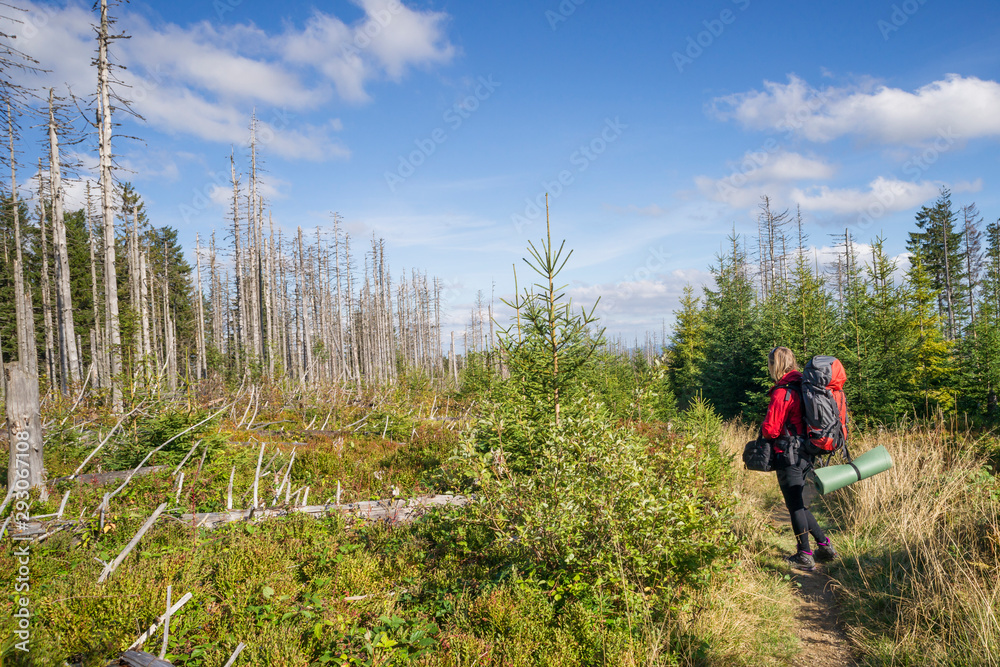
xmin=356 ymin=0 xmax=455 ymax=79
xmin=566 ymin=268 xmax=714 ymax=338
xmin=711 ymin=74 xmax=1000 ymax=144
xmin=695 ymin=151 xmax=836 ymax=208
xmin=280 ymin=0 xmax=455 ymax=103
xmin=123 ymin=20 xmax=325 ymax=109
xmin=790 ymin=177 xmax=940 ymax=214
xmin=794 ymin=176 xmax=981 ymax=216
xmin=9 ymin=0 xmax=454 ymax=160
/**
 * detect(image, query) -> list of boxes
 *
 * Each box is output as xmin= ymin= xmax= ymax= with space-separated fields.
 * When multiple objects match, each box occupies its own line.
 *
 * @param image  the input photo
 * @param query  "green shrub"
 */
xmin=676 ymin=393 xmax=732 ymax=489
xmin=456 ymin=395 xmax=736 ymax=609
xmin=104 ymin=409 xmax=225 ymax=471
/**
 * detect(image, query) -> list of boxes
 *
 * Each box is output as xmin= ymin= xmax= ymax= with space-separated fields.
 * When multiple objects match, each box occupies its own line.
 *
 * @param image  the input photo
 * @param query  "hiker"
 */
xmin=762 ymin=346 xmax=836 ymax=571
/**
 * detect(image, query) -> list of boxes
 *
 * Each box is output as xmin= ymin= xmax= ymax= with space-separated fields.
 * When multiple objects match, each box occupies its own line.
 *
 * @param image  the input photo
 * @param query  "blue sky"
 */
xmin=8 ymin=0 xmax=1000 ymax=343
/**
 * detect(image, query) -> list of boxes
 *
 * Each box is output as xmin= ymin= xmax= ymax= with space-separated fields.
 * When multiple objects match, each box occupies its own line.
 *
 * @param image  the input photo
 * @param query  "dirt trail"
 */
xmin=769 ymin=504 xmax=856 ymax=667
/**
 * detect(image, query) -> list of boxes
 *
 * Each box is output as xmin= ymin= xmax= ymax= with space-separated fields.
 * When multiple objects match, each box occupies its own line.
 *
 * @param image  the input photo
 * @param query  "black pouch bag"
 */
xmin=743 ymin=437 xmax=773 ymax=472
xmin=778 ymin=435 xmax=801 ymax=468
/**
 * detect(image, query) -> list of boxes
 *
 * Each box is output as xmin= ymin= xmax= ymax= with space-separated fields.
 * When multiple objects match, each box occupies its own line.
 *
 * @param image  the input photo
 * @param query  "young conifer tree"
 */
xmin=666 ymin=284 xmax=705 ymax=409
xmin=498 ymin=196 xmax=603 ymax=428
xmin=699 ymin=232 xmax=766 ymax=419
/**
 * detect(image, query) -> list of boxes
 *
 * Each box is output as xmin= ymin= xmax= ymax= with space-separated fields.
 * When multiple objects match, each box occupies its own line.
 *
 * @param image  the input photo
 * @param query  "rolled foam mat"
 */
xmin=814 ymin=445 xmax=893 ymax=494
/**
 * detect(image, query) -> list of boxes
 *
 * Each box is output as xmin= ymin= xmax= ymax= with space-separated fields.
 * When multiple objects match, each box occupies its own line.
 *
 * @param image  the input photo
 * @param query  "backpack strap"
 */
xmin=774 ymin=381 xmax=802 ymax=438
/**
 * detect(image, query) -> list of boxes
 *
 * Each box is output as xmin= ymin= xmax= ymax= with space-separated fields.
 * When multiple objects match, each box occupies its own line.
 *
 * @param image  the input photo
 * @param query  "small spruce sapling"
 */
xmin=498 ymin=195 xmax=604 ymax=427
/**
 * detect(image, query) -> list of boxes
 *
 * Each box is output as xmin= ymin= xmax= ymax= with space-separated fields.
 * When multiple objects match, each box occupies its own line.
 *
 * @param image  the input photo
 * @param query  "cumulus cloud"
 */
xmin=695 ymin=150 xmax=836 ymax=208
xmin=790 ymin=177 xmax=941 ymax=214
xmin=711 ymin=74 xmax=1000 ymax=144
xmin=566 ymin=268 xmax=714 ymax=338
xmin=281 ymin=0 xmax=455 ymax=103
xmin=9 ymin=0 xmax=454 ymax=160
xmin=693 ymin=144 xmax=982 ymax=217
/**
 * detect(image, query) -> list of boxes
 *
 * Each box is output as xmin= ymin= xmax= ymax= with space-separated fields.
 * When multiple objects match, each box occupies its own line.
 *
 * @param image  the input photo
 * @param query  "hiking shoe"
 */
xmin=815 ymin=540 xmax=837 ymax=563
xmin=786 ymin=551 xmax=816 ymax=571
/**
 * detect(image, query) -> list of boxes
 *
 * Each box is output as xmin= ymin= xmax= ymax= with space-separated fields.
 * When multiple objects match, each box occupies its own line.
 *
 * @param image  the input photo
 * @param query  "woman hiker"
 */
xmin=762 ymin=346 xmax=836 ymax=571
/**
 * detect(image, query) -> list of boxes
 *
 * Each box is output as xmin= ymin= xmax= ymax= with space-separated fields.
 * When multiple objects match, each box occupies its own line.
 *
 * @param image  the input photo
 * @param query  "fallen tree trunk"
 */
xmin=52 ymin=466 xmax=169 ymax=486
xmin=178 ymin=494 xmax=471 ymax=530
xmin=8 ymin=494 xmax=471 ymax=539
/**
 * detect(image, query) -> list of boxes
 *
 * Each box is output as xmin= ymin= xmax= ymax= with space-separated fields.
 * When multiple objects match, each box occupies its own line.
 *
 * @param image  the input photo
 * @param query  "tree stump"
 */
xmin=5 ymin=363 xmax=45 ymax=499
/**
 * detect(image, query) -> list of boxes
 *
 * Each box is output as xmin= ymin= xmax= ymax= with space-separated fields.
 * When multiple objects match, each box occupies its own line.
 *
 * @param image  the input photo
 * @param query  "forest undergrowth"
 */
xmin=2 ymin=368 xmax=999 ymax=666
xmin=0 ymin=371 xmax=786 ymax=667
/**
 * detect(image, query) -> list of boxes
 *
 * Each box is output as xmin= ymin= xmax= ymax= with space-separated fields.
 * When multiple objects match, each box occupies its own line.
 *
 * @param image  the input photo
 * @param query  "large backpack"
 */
xmin=800 ymin=356 xmax=849 ymax=456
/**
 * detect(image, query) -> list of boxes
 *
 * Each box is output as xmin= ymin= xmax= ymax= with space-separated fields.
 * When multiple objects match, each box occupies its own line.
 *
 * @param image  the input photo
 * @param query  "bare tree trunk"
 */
xmin=8 ymin=105 xmax=35 ymax=378
xmin=195 ymin=234 xmax=207 ymax=379
xmin=86 ymin=182 xmax=103 ymax=388
xmin=49 ymin=90 xmax=80 ymax=389
xmin=98 ymin=0 xmax=123 ymax=412
xmin=210 ymin=231 xmax=223 ymax=359
xmin=266 ymin=212 xmax=276 ymax=377
xmin=450 ymin=330 xmax=457 ymax=386
xmin=36 ymin=164 xmax=56 ymax=391
xmin=139 ymin=249 xmax=151 ymax=385
xmin=333 ymin=216 xmax=348 ymax=383
xmin=230 ymin=152 xmax=244 ymax=372
xmin=297 ymin=227 xmax=310 ymax=385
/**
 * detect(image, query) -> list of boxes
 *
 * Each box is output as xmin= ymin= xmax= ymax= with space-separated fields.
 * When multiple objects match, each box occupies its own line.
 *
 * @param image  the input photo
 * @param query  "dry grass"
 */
xmin=719 ymin=421 xmax=1000 ymax=666
xmin=792 ymin=423 xmax=1000 ymax=666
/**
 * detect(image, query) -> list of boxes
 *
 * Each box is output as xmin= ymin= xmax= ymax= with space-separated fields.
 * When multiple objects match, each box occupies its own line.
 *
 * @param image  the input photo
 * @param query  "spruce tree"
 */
xmin=977 ymin=220 xmax=1000 ymax=418
xmin=787 ymin=208 xmax=836 ymax=360
xmin=860 ymin=238 xmax=913 ymax=422
xmin=907 ymin=188 xmax=968 ymax=340
xmin=699 ymin=233 xmax=767 ymax=420
xmin=906 ymin=255 xmax=954 ymax=415
xmin=667 ymin=284 xmax=706 ymax=408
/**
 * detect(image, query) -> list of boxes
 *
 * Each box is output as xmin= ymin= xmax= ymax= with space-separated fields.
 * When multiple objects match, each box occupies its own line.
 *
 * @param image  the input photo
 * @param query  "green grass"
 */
xmin=0 ymin=391 xmax=830 ymax=667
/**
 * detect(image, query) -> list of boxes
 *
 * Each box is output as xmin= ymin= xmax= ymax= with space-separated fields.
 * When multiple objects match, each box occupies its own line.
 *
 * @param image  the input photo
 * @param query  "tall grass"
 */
xmin=818 ymin=424 xmax=1000 ymax=666
xmin=721 ymin=421 xmax=1000 ymax=666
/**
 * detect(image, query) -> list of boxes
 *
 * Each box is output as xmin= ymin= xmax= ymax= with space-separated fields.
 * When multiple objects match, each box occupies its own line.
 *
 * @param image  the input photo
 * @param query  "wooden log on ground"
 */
xmin=98 ymin=502 xmax=168 ymax=583
xmin=52 ymin=466 xmax=169 ymax=486
xmin=125 ymin=592 xmax=193 ymax=651
xmin=178 ymin=494 xmax=471 ymax=530
xmin=108 ymin=650 xmax=175 ymax=667
xmin=8 ymin=495 xmax=472 ymax=541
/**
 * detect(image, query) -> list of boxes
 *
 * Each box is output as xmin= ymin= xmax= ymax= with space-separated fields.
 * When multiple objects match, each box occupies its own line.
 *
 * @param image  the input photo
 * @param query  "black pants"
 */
xmin=777 ymin=456 xmax=827 ymax=553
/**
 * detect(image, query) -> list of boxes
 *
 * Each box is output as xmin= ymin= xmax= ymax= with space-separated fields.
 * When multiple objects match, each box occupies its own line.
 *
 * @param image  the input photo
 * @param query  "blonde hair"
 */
xmin=768 ymin=346 xmax=797 ymax=382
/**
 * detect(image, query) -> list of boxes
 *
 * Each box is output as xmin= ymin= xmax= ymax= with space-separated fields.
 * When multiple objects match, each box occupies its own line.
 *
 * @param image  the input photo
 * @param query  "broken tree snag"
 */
xmin=98 ymin=502 xmax=168 ymax=583
xmin=6 ymin=363 xmax=46 ymax=499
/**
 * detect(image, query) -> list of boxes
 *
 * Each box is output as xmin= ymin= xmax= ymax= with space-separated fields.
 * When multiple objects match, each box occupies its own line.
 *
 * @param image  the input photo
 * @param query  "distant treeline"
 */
xmin=665 ymin=190 xmax=1000 ymax=426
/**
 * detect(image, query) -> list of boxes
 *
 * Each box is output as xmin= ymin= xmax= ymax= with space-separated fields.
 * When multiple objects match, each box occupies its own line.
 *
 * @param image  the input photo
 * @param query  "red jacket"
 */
xmin=762 ymin=370 xmax=805 ymax=442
